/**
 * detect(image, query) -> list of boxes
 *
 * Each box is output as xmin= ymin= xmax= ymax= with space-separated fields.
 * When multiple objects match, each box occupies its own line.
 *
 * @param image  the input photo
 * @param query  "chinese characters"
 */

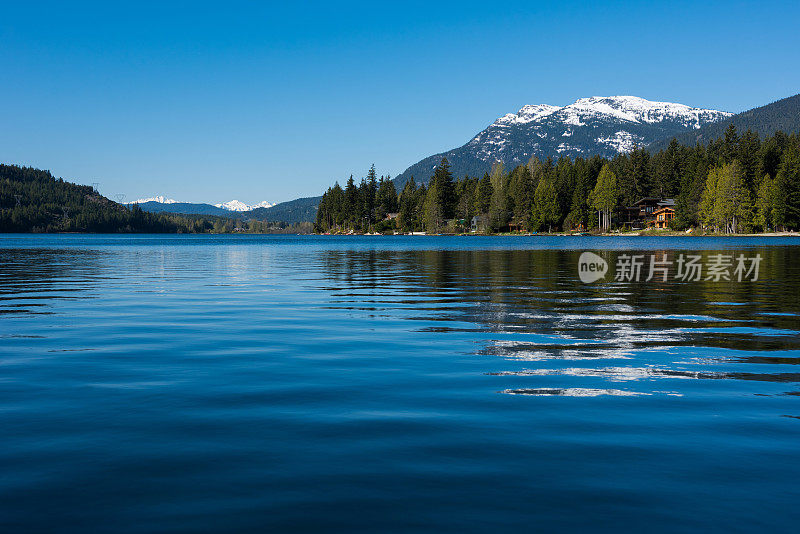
xmin=610 ymin=253 xmax=761 ymax=282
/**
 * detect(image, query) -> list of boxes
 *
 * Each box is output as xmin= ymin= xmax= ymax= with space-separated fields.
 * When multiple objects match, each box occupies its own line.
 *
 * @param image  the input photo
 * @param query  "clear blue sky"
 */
xmin=2 ymin=1 xmax=799 ymax=204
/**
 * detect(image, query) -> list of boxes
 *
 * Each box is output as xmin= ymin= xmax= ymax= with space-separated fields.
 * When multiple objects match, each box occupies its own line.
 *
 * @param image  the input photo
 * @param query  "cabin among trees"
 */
xmin=314 ymin=126 xmax=800 ymax=235
xmin=622 ymin=198 xmax=676 ymax=229
xmin=653 ymin=206 xmax=675 ymax=229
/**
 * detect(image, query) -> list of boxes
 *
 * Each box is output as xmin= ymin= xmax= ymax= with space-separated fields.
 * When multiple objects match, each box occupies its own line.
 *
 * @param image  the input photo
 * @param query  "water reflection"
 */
xmin=2 ymin=237 xmax=800 ymax=531
xmin=0 ymin=248 xmax=103 ymax=315
xmin=320 ymin=247 xmax=800 ymax=397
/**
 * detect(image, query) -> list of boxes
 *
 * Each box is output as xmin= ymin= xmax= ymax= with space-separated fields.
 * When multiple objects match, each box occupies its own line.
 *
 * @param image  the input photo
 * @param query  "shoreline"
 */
xmin=1 ymin=231 xmax=798 ymax=238
xmin=318 ymin=231 xmax=800 ymax=238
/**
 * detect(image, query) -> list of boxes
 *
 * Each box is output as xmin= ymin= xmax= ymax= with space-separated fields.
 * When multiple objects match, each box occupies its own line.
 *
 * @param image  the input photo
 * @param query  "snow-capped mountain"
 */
xmin=130 ymin=195 xmax=179 ymax=204
xmin=214 ymin=200 xmax=276 ymax=212
xmin=130 ymin=197 xmax=275 ymax=212
xmin=394 ymin=95 xmax=731 ymax=187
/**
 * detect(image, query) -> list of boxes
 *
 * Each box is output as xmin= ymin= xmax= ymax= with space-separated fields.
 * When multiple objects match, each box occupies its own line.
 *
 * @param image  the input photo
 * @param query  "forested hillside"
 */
xmin=315 ymin=126 xmax=800 ymax=234
xmin=648 ymin=93 xmax=800 ymax=152
xmin=0 ymin=165 xmax=312 ymax=233
xmin=0 ymin=165 xmax=201 ymax=232
xmin=248 ymin=196 xmax=319 ymax=224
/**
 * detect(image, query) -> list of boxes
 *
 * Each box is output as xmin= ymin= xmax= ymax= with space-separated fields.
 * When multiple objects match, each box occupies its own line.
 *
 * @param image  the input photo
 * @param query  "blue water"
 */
xmin=1 ymin=234 xmax=800 ymax=532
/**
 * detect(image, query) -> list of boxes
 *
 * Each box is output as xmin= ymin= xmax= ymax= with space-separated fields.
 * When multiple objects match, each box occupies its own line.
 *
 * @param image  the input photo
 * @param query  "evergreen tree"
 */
xmin=428 ymin=157 xmax=456 ymax=219
xmin=424 ymin=180 xmax=443 ymax=233
xmin=673 ymin=143 xmax=709 ymax=229
xmin=700 ymin=166 xmax=720 ymax=231
xmin=553 ymin=156 xmax=575 ymax=226
xmin=722 ymin=124 xmax=740 ymax=163
xmin=702 ymin=162 xmax=752 ymax=233
xmin=398 ymin=177 xmax=417 ymax=232
xmin=510 ymin=165 xmax=534 ymax=230
xmin=773 ymin=141 xmax=800 ymax=230
xmin=474 ymin=173 xmax=493 ymax=214
xmin=619 ymin=145 xmax=651 ymax=205
xmin=414 ymin=184 xmax=427 ymax=232
xmin=652 ymin=139 xmax=683 ymax=197
xmin=375 ymin=176 xmax=398 ymax=220
xmin=589 ymin=164 xmax=618 ymax=231
xmin=487 ymin=162 xmax=509 ymax=231
xmin=737 ymin=129 xmax=761 ymax=193
xmin=755 ymin=174 xmax=777 ymax=231
xmin=532 ymin=173 xmax=559 ymax=232
xmin=455 ymin=176 xmax=477 ymax=225
xmin=344 ymin=175 xmax=360 ymax=227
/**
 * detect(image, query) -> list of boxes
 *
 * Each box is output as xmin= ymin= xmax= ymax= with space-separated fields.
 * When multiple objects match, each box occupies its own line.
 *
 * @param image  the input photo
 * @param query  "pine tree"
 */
xmin=424 ymin=180 xmax=443 ymax=233
xmin=700 ymin=167 xmax=720 ymax=231
xmin=619 ymin=145 xmax=651 ymax=205
xmin=553 ymin=156 xmax=575 ymax=226
xmin=474 ymin=173 xmax=493 ymax=214
xmin=714 ymin=162 xmax=752 ymax=233
xmin=532 ymin=174 xmax=559 ymax=232
xmin=398 ymin=177 xmax=417 ymax=232
xmin=455 ymin=176 xmax=477 ymax=225
xmin=487 ymin=162 xmax=509 ymax=231
xmin=737 ymin=129 xmax=761 ymax=193
xmin=375 ymin=176 xmax=398 ymax=220
xmin=773 ymin=141 xmax=800 ymax=230
xmin=428 ymin=157 xmax=456 ymax=219
xmin=722 ymin=124 xmax=740 ymax=163
xmin=414 ymin=184 xmax=427 ymax=232
xmin=510 ymin=165 xmax=534 ymax=230
xmin=652 ymin=139 xmax=683 ymax=197
xmin=589 ymin=164 xmax=618 ymax=231
xmin=755 ymin=174 xmax=777 ymax=231
xmin=702 ymin=162 xmax=752 ymax=233
xmin=344 ymin=175 xmax=360 ymax=228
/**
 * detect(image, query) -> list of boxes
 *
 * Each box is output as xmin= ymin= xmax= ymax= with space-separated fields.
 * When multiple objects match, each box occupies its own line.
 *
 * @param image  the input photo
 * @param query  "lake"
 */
xmin=1 ymin=234 xmax=799 ymax=532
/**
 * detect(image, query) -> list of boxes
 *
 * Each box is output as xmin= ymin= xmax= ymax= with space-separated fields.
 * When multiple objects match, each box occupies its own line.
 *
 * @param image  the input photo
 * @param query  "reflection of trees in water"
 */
xmin=319 ymin=246 xmax=800 ymax=396
xmin=319 ymin=247 xmax=800 ymax=356
xmin=0 ymin=249 xmax=103 ymax=315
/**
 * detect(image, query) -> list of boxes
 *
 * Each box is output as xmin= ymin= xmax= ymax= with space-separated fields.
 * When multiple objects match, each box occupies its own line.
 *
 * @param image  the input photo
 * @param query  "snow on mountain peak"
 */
xmin=214 ymin=200 xmax=276 ymax=212
xmin=496 ymin=104 xmax=562 ymax=125
xmin=489 ymin=95 xmax=729 ymax=135
xmin=128 ymin=196 xmax=276 ymax=211
xmin=215 ymin=200 xmax=250 ymax=212
xmin=395 ymin=94 xmax=733 ymax=185
xmin=130 ymin=195 xmax=179 ymax=204
xmin=561 ymin=95 xmax=731 ymax=128
xmin=250 ymin=201 xmax=276 ymax=210
xmin=462 ymin=94 xmax=732 ymax=165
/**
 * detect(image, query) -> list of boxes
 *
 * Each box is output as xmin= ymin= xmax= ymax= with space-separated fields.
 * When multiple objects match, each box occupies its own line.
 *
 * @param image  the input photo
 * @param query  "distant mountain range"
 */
xmin=131 ymin=93 xmax=798 ymax=223
xmin=132 ymin=201 xmax=235 ymax=217
xmin=393 ymin=96 xmax=730 ymax=189
xmin=132 ymin=196 xmax=316 ymax=224
xmin=214 ymin=199 xmax=275 ymax=211
xmin=131 ymin=197 xmax=275 ymax=212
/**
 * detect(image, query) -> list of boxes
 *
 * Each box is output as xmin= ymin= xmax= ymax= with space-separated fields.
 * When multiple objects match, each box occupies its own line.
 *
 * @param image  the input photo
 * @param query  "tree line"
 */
xmin=314 ymin=126 xmax=800 ymax=234
xmin=0 ymin=164 xmax=312 ymax=233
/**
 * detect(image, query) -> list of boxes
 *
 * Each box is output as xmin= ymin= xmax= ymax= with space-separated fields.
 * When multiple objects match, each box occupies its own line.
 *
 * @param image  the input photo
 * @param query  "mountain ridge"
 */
xmin=393 ymin=95 xmax=730 ymax=189
xmin=647 ymin=93 xmax=800 ymax=152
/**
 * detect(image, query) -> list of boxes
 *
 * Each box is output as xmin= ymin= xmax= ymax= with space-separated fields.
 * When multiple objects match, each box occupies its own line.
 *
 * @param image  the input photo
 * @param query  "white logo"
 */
xmin=578 ymin=252 xmax=608 ymax=283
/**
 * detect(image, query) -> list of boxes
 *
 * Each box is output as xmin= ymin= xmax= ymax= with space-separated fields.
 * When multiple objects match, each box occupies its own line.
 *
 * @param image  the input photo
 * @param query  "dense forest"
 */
xmin=315 ymin=126 xmax=800 ymax=234
xmin=0 ymin=165 xmax=312 ymax=233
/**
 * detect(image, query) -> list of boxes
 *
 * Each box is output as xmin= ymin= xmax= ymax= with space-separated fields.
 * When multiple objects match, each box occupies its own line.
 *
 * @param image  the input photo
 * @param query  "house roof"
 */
xmin=631 ymin=197 xmax=661 ymax=206
xmin=653 ymin=206 xmax=675 ymax=215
